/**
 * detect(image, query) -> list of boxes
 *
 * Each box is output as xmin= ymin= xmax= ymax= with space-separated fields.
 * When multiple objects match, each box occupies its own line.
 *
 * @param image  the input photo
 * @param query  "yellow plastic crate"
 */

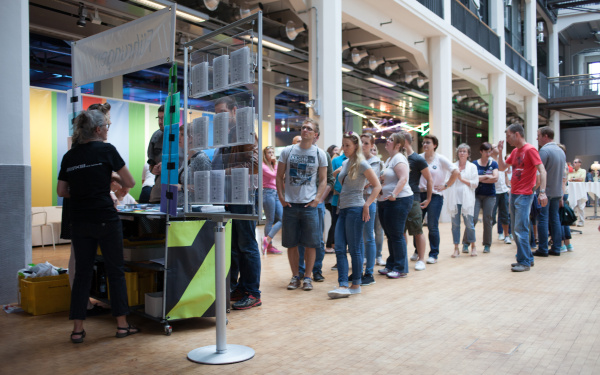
xmin=19 ymin=274 xmax=71 ymax=316
xmin=107 ymin=271 xmax=139 ymax=306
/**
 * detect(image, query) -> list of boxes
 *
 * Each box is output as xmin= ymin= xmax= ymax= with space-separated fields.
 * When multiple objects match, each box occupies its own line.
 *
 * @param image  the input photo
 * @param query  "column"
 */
xmin=309 ymin=0 xmax=343 ymax=150
xmin=525 ymin=95 xmax=538 ymax=148
xmin=263 ymin=86 xmax=282 ymax=147
xmin=489 ymin=72 xmax=507 ymax=150
xmin=428 ymin=35 xmax=453 ymax=158
xmin=549 ymin=111 xmax=561 ymax=144
xmin=548 ymin=23 xmax=560 ymax=144
xmin=524 ymin=0 xmax=537 ymax=85
xmin=0 ymin=1 xmax=31 ymax=304
xmin=489 ymin=0 xmax=506 ymax=62
xmin=93 ymin=76 xmax=123 ymax=99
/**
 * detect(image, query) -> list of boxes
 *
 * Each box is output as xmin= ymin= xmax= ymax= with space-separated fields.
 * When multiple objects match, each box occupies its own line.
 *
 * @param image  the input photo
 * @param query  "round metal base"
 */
xmin=187 ymin=345 xmax=255 ymax=365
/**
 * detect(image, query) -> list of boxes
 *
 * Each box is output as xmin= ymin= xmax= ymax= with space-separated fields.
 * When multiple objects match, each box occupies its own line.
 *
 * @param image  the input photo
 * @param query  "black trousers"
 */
xmin=325 ymin=203 xmax=339 ymax=248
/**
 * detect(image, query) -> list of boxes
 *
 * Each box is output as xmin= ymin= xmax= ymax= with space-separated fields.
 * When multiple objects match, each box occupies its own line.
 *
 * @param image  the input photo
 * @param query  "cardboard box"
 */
xmin=123 ymin=245 xmax=164 ymax=262
xmin=20 ymin=274 xmax=71 ymax=315
xmin=145 ymin=292 xmax=163 ymax=318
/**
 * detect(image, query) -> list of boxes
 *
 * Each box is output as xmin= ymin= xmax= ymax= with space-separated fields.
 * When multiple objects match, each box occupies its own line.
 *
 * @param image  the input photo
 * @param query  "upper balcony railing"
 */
xmin=451 ymin=0 xmax=500 ymax=59
xmin=538 ymin=72 xmax=549 ymax=99
xmin=416 ymin=0 xmax=444 ymax=18
xmin=505 ymin=43 xmax=534 ymax=85
xmin=545 ymin=74 xmax=600 ymax=101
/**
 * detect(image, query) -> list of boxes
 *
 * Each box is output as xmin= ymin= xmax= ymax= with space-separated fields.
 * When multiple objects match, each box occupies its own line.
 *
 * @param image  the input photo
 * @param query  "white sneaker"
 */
xmin=410 ymin=253 xmax=418 ymax=261
xmin=509 ymin=234 xmax=514 ymax=241
xmin=349 ymin=287 xmax=361 ymax=295
xmin=376 ymin=257 xmax=385 ymax=266
xmin=504 ymin=236 xmax=512 ymax=244
xmin=426 ymin=257 xmax=437 ymax=264
xmin=328 ymin=288 xmax=351 ymax=299
xmin=415 ymin=260 xmax=426 ymax=271
xmin=560 ymin=245 xmax=567 ymax=253
xmin=499 ymin=234 xmax=505 ymax=241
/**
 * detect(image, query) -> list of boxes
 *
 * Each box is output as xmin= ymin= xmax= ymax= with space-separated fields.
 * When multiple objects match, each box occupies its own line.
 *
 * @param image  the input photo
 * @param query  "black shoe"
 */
xmin=548 ymin=251 xmax=561 ymax=256
xmin=532 ymin=250 xmax=548 ymax=257
xmin=313 ymin=272 xmax=325 ymax=282
xmin=361 ymin=273 xmax=376 ymax=286
xmin=232 ymin=295 xmax=262 ymax=310
xmin=331 ymin=264 xmax=337 ymax=271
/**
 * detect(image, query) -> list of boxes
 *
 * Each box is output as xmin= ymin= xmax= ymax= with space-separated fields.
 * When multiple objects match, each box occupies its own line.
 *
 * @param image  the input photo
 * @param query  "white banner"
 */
xmin=72 ymin=7 xmax=176 ymax=87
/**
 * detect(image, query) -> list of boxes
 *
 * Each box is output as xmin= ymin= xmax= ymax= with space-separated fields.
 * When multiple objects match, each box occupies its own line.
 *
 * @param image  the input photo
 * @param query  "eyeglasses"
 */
xmin=301 ymin=126 xmax=315 ymax=132
xmin=104 ymin=123 xmax=111 ymax=129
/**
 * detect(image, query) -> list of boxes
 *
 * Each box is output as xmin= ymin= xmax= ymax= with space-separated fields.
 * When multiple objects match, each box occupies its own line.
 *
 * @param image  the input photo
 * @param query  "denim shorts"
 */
xmin=282 ymin=203 xmax=320 ymax=248
xmin=405 ymin=197 xmax=423 ymax=236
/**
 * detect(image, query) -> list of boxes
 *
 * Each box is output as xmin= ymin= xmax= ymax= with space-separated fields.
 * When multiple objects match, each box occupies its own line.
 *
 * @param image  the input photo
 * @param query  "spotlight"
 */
xmin=91 ymin=8 xmax=102 ymax=25
xmin=203 ymin=0 xmax=220 ymax=11
xmin=77 ymin=2 xmax=87 ymax=27
xmin=351 ymin=48 xmax=368 ymax=64
xmin=240 ymin=3 xmax=263 ymax=19
xmin=368 ymin=56 xmax=385 ymax=71
xmin=384 ymin=62 xmax=400 ymax=77
xmin=404 ymin=73 xmax=417 ymax=84
xmin=416 ymin=78 xmax=429 ymax=88
xmin=285 ymin=21 xmax=306 ymax=41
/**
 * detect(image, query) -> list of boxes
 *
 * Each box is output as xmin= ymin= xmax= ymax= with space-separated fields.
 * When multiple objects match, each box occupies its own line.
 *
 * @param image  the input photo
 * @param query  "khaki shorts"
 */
xmin=405 ymin=197 xmax=423 ymax=236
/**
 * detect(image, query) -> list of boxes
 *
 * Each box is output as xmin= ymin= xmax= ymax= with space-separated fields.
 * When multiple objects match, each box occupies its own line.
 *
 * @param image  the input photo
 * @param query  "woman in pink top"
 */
xmin=262 ymin=146 xmax=283 ymax=254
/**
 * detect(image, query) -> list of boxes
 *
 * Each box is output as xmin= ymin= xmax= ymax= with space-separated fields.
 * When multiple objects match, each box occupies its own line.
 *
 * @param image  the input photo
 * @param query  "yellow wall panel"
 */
xmin=30 ymin=89 xmax=53 ymax=207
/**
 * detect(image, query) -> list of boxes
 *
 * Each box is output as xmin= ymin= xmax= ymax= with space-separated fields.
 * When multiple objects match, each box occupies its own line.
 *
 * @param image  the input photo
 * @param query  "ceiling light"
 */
xmin=537 ymin=33 xmax=544 ymax=43
xmin=351 ymin=48 xmax=368 ymax=64
xmin=77 ymin=3 xmax=87 ymax=27
xmin=368 ymin=56 xmax=385 ymax=71
xmin=365 ymin=75 xmax=396 ymax=88
xmin=241 ymin=34 xmax=294 ymax=52
xmin=203 ymin=0 xmax=219 ymax=11
xmin=240 ymin=3 xmax=263 ymax=19
xmin=285 ymin=21 xmax=306 ymax=41
xmin=384 ymin=62 xmax=400 ymax=77
xmin=404 ymin=73 xmax=418 ymax=84
xmin=467 ymin=99 xmax=479 ymax=107
xmin=404 ymin=89 xmax=429 ymax=100
xmin=456 ymin=95 xmax=467 ymax=102
xmin=474 ymin=103 xmax=483 ymax=110
xmin=129 ymin=0 xmax=208 ymax=23
xmin=91 ymin=7 xmax=102 ymax=25
xmin=416 ymin=78 xmax=429 ymax=88
xmin=341 ymin=64 xmax=354 ymax=73
xmin=344 ymin=107 xmax=367 ymax=118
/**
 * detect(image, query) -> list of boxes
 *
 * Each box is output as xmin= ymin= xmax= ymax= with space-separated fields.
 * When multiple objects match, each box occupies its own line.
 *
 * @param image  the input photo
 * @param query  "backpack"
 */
xmin=559 ymin=202 xmax=577 ymax=226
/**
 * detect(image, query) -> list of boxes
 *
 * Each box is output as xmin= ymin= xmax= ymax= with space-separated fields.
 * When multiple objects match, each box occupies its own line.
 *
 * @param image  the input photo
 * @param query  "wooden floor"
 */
xmin=3 ymin=209 xmax=600 ymax=374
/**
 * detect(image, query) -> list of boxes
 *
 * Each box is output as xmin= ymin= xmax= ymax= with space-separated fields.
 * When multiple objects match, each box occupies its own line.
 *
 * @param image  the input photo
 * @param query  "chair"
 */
xmin=32 ymin=211 xmax=56 ymax=250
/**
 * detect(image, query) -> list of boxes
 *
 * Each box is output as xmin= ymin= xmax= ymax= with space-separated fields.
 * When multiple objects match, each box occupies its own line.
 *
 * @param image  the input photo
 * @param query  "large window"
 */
xmin=588 ymin=61 xmax=600 ymax=93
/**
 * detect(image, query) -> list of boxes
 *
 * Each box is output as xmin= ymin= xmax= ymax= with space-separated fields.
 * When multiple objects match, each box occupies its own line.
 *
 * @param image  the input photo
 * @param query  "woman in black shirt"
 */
xmin=58 ymin=109 xmax=137 ymax=343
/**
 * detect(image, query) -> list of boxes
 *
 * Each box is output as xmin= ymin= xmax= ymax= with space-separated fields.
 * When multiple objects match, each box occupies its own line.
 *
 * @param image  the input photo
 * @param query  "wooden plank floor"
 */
xmin=3 ymin=209 xmax=600 ymax=374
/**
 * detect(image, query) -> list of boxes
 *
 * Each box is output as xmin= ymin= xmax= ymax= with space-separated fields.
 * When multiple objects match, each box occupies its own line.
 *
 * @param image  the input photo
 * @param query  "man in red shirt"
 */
xmin=497 ymin=124 xmax=548 ymax=272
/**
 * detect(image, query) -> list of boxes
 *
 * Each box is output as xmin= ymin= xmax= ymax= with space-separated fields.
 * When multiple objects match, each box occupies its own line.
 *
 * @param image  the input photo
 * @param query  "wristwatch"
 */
xmin=444 ymin=183 xmax=448 ymax=188
xmin=540 ymin=189 xmax=546 ymax=194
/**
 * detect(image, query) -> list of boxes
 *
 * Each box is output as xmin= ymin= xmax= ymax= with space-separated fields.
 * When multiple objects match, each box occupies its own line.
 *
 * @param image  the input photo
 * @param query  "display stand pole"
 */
xmin=586 ymin=195 xmax=600 ymax=220
xmin=187 ymin=220 xmax=255 ymax=364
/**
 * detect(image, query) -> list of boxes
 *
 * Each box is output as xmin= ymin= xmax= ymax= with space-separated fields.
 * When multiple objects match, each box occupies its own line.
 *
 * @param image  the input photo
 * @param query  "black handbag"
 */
xmin=559 ymin=203 xmax=577 ymax=226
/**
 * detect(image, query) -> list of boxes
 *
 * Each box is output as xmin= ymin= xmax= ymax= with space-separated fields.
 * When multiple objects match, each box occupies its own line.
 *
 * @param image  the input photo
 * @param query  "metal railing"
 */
xmin=538 ymin=72 xmax=548 ymax=99
xmin=546 ymin=74 xmax=600 ymax=100
xmin=505 ymin=43 xmax=534 ymax=84
xmin=450 ymin=0 xmax=500 ymax=59
xmin=416 ymin=0 xmax=444 ymax=18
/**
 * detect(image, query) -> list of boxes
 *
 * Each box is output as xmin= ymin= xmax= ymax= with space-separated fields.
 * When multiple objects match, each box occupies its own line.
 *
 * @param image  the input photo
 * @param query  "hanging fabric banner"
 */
xmin=72 ymin=6 xmax=176 ymax=87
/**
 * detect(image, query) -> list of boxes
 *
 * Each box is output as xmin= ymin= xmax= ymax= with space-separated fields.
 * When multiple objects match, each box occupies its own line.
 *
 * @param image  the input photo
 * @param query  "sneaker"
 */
xmin=410 ymin=253 xmax=418 ymax=261
xmin=504 ymin=236 xmax=512 ymax=244
xmin=532 ymin=250 xmax=548 ymax=257
xmin=426 ymin=257 xmax=437 ymax=264
xmin=262 ymin=237 xmax=269 ymax=254
xmin=414 ymin=260 xmax=426 ymax=271
xmin=499 ymin=234 xmax=505 ymax=241
xmin=232 ymin=294 xmax=262 ymax=310
xmin=266 ymin=244 xmax=282 ymax=254
xmin=287 ymin=276 xmax=301 ymax=290
xmin=349 ymin=286 xmax=361 ymax=295
xmin=483 ymin=245 xmax=491 ymax=253
xmin=378 ymin=268 xmax=391 ymax=275
xmin=313 ymin=272 xmax=325 ymax=282
xmin=230 ymin=289 xmax=247 ymax=302
xmin=511 ymin=264 xmax=530 ymax=272
xmin=511 ymin=261 xmax=534 ymax=267
xmin=328 ymin=288 xmax=350 ymax=299
xmin=361 ymin=273 xmax=376 ymax=286
xmin=577 ymin=222 xmax=584 ymax=227
xmin=509 ymin=234 xmax=514 ymax=241
xmin=548 ymin=251 xmax=561 ymax=256
xmin=376 ymin=257 xmax=386 ymax=266
xmin=567 ymin=244 xmax=575 ymax=252
xmin=331 ymin=264 xmax=338 ymax=271
xmin=386 ymin=271 xmax=408 ymax=279
xmin=462 ymin=244 xmax=469 ymax=253
xmin=560 ymin=245 xmax=567 ymax=252
xmin=302 ymin=278 xmax=313 ymax=291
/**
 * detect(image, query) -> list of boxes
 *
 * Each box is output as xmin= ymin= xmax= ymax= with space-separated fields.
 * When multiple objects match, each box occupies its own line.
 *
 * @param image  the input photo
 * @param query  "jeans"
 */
xmin=263 ymin=188 xmax=282 ymax=239
xmin=359 ymin=201 xmax=377 ymax=275
xmin=537 ymin=196 xmax=562 ymax=254
xmin=379 ymin=196 xmax=413 ymax=273
xmin=562 ymin=194 xmax=572 ymax=240
xmin=452 ymin=205 xmax=476 ymax=245
xmin=510 ymin=194 xmax=534 ymax=267
xmin=421 ymin=193 xmax=443 ymax=259
xmin=334 ymin=207 xmax=366 ymax=286
xmin=299 ymin=202 xmax=326 ymax=275
xmin=374 ymin=209 xmax=384 ymax=258
xmin=325 ymin=203 xmax=338 ymax=248
xmin=70 ymin=220 xmax=129 ymax=320
xmin=229 ymin=200 xmax=261 ymax=298
xmin=472 ymin=195 xmax=496 ymax=246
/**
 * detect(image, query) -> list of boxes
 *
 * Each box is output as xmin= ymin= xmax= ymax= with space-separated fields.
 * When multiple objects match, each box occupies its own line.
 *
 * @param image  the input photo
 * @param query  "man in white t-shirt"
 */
xmin=276 ymin=118 xmax=328 ymax=291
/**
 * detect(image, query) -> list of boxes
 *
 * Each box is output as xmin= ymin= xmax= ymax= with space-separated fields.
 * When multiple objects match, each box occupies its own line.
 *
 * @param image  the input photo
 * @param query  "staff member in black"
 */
xmin=57 ymin=109 xmax=138 ymax=343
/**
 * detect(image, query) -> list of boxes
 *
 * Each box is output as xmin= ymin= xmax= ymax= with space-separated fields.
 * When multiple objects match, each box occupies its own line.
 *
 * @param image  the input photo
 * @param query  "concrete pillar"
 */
xmin=264 ymin=86 xmax=282 ymax=147
xmin=525 ymin=95 xmax=538 ymax=148
xmin=0 ymin=1 xmax=31 ymax=304
xmin=489 ymin=73 xmax=507 ymax=152
xmin=550 ymin=111 xmax=561 ymax=144
xmin=93 ymin=76 xmax=123 ymax=99
xmin=548 ymin=24 xmax=559 ymax=77
xmin=489 ymin=0 xmax=506 ymax=62
xmin=309 ymin=0 xmax=343 ymax=150
xmin=524 ymin=0 xmax=537 ymax=85
xmin=443 ymin=0 xmax=452 ymax=21
xmin=429 ymin=35 xmax=453 ymax=158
